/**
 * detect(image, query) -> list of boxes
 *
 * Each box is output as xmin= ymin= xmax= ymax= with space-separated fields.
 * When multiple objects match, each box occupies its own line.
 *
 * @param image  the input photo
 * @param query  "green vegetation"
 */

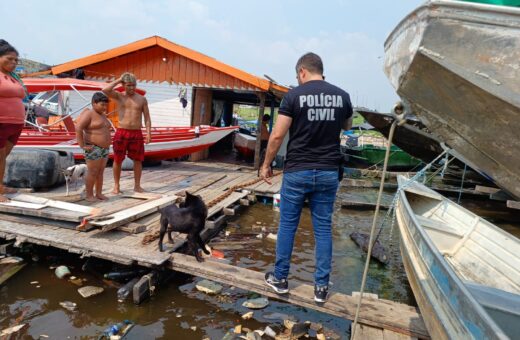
xmin=234 ymin=105 xmax=279 ymax=122
xmin=352 ymin=112 xmax=364 ymax=126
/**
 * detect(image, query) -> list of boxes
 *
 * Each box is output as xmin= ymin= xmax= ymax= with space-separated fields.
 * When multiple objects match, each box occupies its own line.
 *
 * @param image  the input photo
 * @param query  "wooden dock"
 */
xmin=169 ymin=253 xmax=428 ymax=339
xmin=0 ymin=160 xmax=429 ymax=339
xmin=0 ymin=161 xmax=280 ymax=267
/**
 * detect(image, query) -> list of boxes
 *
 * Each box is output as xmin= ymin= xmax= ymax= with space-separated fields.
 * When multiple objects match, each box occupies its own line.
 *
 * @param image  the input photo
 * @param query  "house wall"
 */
xmin=66 ymin=82 xmax=193 ymax=127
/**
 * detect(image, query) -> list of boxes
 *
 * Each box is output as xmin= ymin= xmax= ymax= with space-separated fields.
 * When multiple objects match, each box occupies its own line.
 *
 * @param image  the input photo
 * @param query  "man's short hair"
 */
xmin=295 ymin=52 xmax=323 ymax=75
xmin=92 ymin=92 xmax=109 ymax=103
xmin=262 ymin=114 xmax=271 ymax=122
xmin=121 ymin=72 xmax=136 ymax=84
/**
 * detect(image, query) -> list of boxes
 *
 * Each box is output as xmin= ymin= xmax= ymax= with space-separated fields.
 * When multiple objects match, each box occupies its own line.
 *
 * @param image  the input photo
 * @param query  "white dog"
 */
xmin=63 ymin=164 xmax=87 ymax=196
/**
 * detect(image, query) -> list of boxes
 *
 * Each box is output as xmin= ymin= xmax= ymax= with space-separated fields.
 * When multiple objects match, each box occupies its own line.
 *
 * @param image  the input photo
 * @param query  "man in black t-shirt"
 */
xmin=261 ymin=53 xmax=353 ymax=303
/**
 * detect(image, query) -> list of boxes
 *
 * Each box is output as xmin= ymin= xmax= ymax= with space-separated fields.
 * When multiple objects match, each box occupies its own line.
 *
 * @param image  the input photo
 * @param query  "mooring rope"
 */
xmin=457 ymin=164 xmax=468 ymax=204
xmin=350 ymin=117 xmax=451 ymax=339
xmin=350 ymin=120 xmax=398 ymax=339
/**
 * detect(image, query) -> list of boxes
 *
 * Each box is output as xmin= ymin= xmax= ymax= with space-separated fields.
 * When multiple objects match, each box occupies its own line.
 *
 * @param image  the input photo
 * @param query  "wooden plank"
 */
xmin=8 ymin=194 xmax=96 ymax=214
xmin=167 ymin=253 xmax=429 ymax=338
xmin=0 ymin=219 xmax=170 ymax=266
xmin=91 ymin=196 xmax=178 ymax=232
xmin=0 ymin=205 xmax=88 ymax=223
xmin=0 ymin=201 xmax=46 ymax=210
xmin=207 ymin=191 xmax=248 ymax=218
xmin=506 ymin=200 xmax=520 ymax=210
xmin=205 ymin=214 xmax=226 ymax=229
xmin=121 ymin=192 xmax=164 ymax=200
xmin=474 ymin=185 xmax=500 ymax=195
xmin=223 ymin=203 xmax=240 ymax=216
xmin=341 ymin=192 xmax=392 ymax=210
xmin=353 ymin=324 xmax=384 ymax=340
xmin=383 ymin=329 xmax=418 ymax=340
xmin=117 ymin=223 xmax=147 ymax=234
xmin=341 ymin=178 xmax=398 ymax=190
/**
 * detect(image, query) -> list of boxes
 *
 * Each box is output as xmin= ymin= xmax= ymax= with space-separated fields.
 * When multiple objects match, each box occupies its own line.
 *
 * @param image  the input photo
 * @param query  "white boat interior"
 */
xmin=401 ymin=179 xmax=520 ymax=337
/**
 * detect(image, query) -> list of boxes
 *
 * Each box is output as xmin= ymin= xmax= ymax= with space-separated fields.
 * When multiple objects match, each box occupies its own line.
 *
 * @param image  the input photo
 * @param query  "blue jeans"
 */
xmin=274 ymin=169 xmax=339 ymax=286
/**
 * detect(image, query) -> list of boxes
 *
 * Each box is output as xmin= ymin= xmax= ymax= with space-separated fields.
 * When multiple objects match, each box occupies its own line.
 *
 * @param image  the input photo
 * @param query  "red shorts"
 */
xmin=112 ymin=128 xmax=145 ymax=163
xmin=0 ymin=123 xmax=23 ymax=148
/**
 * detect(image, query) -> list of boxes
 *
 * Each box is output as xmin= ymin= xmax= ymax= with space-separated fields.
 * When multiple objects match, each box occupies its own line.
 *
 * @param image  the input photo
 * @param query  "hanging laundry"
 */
xmin=179 ymin=87 xmax=188 ymax=108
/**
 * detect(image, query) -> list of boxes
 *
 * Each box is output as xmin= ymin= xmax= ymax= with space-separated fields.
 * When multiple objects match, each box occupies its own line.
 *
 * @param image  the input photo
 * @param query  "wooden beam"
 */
xmin=254 ymin=92 xmax=266 ymax=170
xmin=474 ymin=185 xmax=500 ymax=195
xmin=507 ymin=200 xmax=520 ymax=210
xmin=167 ymin=253 xmax=429 ymax=339
xmin=90 ymin=196 xmax=177 ymax=232
xmin=8 ymin=194 xmax=96 ymax=214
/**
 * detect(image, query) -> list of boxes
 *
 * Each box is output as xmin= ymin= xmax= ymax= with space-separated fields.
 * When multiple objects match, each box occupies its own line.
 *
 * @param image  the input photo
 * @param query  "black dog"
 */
xmin=158 ymin=192 xmax=210 ymax=262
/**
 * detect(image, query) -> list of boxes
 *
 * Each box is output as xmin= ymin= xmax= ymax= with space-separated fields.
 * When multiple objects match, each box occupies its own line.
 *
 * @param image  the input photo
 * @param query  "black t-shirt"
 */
xmin=279 ymin=80 xmax=353 ymax=172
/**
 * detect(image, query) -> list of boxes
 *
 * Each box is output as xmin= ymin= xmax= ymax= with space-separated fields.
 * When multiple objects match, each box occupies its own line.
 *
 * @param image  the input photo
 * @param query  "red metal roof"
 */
xmin=47 ymin=36 xmax=287 ymax=94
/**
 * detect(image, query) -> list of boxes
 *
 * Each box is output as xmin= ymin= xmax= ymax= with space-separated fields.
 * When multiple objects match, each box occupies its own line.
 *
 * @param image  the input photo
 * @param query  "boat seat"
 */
xmin=465 ymin=281 xmax=520 ymax=338
xmin=415 ymin=214 xmax=464 ymax=237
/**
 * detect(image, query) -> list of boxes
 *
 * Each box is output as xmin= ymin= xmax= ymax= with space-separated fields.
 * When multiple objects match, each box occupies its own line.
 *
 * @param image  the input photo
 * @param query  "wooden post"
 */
xmin=269 ymin=95 xmax=275 ymax=133
xmin=254 ymin=92 xmax=266 ymax=170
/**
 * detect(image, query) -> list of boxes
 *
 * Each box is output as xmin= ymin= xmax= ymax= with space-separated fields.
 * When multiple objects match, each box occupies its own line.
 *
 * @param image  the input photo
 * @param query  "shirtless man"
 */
xmin=260 ymin=114 xmax=271 ymax=151
xmin=102 ymin=73 xmax=151 ymax=194
xmin=75 ymin=92 xmax=111 ymax=201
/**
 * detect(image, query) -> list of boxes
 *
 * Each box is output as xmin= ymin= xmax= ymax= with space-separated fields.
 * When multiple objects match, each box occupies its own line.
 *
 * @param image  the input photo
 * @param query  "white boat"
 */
xmin=395 ymin=176 xmax=520 ymax=339
xmin=233 ymin=132 xmax=257 ymax=159
xmin=384 ymin=0 xmax=520 ymax=199
xmin=16 ymin=78 xmax=237 ymax=161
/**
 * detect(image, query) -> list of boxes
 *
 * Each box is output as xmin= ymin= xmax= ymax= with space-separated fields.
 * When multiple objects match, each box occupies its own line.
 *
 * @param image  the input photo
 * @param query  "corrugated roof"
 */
xmin=48 ymin=36 xmax=287 ymax=94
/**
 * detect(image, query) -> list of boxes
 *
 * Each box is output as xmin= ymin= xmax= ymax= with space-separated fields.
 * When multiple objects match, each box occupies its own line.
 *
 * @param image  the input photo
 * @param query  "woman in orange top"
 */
xmin=0 ymin=40 xmax=26 ymax=202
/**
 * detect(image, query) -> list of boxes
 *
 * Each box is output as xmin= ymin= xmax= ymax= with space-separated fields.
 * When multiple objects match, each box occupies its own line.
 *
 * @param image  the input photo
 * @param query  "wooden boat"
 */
xmin=395 ymin=175 xmax=520 ymax=339
xmin=233 ymin=132 xmax=257 ymax=159
xmin=384 ymin=0 xmax=520 ymax=200
xmin=344 ymin=144 xmax=422 ymax=170
xmin=16 ymin=126 xmax=237 ymax=161
xmin=356 ymin=108 xmax=444 ymax=163
xmin=16 ymin=78 xmax=237 ymax=161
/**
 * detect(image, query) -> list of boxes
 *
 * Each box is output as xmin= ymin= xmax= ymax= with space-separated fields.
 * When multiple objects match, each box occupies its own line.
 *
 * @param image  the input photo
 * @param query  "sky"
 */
xmin=2 ymin=0 xmax=423 ymax=111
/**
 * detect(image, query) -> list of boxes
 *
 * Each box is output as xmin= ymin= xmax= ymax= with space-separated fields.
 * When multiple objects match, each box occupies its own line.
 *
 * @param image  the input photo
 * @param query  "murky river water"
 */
xmin=1 ymin=187 xmax=519 ymax=339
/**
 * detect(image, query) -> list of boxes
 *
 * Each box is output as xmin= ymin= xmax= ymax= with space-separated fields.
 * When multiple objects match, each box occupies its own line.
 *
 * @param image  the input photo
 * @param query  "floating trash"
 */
xmin=77 ymin=286 xmax=104 ymax=298
xmin=195 ymin=279 xmax=223 ymax=295
xmin=241 ymin=311 xmax=253 ymax=320
xmin=59 ymin=301 xmax=77 ymax=311
xmin=242 ymin=297 xmax=269 ymax=310
xmin=55 ymin=265 xmax=71 ymax=279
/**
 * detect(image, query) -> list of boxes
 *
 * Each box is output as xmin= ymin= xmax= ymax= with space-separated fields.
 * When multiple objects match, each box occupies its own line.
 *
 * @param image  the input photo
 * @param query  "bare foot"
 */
xmin=1 ymin=187 xmax=18 ymax=194
xmin=85 ymin=196 xmax=97 ymax=202
xmin=111 ymin=187 xmax=121 ymax=195
xmin=0 ymin=194 xmax=10 ymax=203
xmin=96 ymin=194 xmax=109 ymax=200
xmin=134 ymin=186 xmax=145 ymax=193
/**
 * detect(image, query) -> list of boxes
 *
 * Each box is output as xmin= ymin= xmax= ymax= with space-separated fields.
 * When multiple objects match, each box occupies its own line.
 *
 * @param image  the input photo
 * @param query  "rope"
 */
xmin=457 ymin=164 xmax=467 ymax=204
xmin=350 ymin=119 xmax=451 ymax=338
xmin=374 ymin=149 xmax=451 ymax=244
xmin=350 ymin=121 xmax=398 ymax=339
